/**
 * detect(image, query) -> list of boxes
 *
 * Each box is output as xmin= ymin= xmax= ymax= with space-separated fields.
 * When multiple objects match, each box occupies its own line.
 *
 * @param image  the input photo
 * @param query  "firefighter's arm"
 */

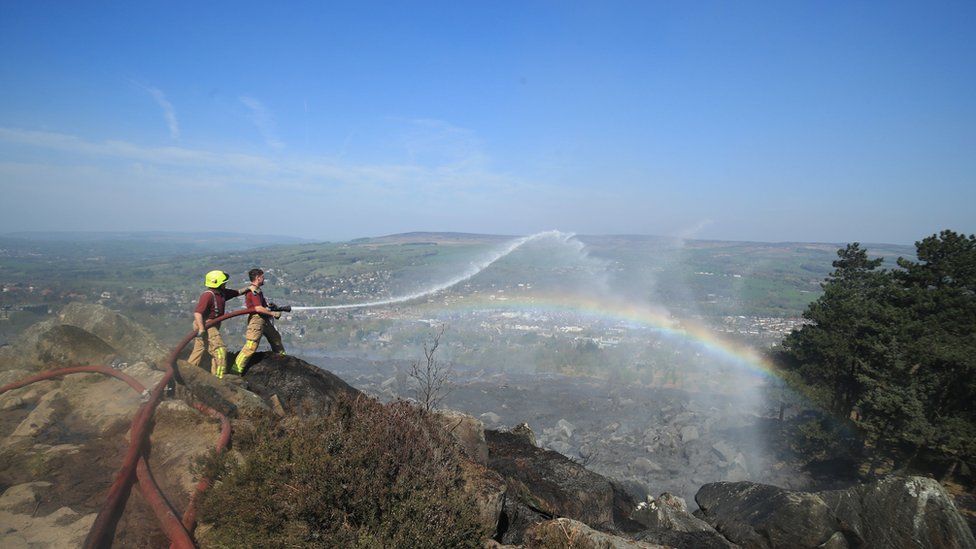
xmin=225 ymin=288 xmax=246 ymax=299
xmin=193 ymin=312 xmax=205 ymax=335
xmin=253 ymin=305 xmax=281 ymax=319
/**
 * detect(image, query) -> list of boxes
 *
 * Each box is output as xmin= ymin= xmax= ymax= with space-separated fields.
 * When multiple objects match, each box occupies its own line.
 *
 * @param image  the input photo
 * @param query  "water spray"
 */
xmin=292 ymin=230 xmax=575 ymax=311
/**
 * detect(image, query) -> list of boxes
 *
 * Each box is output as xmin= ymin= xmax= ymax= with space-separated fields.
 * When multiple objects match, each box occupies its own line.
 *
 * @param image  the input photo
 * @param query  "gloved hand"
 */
xmin=273 ymin=311 xmax=282 ymax=319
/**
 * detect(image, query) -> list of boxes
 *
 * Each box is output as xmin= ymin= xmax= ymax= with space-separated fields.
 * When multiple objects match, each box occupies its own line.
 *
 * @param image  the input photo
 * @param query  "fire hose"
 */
xmin=0 ymin=307 xmax=259 ymax=548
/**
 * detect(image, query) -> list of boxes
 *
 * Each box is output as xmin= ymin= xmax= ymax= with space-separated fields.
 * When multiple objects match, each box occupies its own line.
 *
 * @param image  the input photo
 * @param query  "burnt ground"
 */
xmin=305 ymin=354 xmax=839 ymax=508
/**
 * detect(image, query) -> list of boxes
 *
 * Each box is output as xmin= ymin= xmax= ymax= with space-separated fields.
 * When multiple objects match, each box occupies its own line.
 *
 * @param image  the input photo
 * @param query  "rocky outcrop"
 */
xmin=820 ymin=476 xmax=976 ymax=549
xmin=235 ymin=351 xmax=360 ymax=415
xmin=0 ymin=303 xmax=168 ymax=371
xmin=58 ymin=302 xmax=167 ymax=362
xmin=460 ymin=460 xmax=508 ymax=538
xmin=8 ymin=310 xmax=968 ymax=549
xmin=695 ymin=481 xmax=847 ymax=548
xmin=435 ymin=409 xmax=489 ymax=465
xmin=173 ymin=358 xmax=270 ymax=417
xmin=486 ymin=427 xmax=641 ymax=544
xmin=0 ymin=482 xmax=95 ymax=549
xmin=633 ymin=493 xmax=736 ymax=548
xmin=523 ymin=518 xmax=666 ymax=548
xmin=695 ymin=477 xmax=976 ymax=549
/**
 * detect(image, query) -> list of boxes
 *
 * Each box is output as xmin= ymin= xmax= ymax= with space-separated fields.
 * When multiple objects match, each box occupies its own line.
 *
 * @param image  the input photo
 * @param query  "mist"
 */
xmin=289 ymin=231 xmax=807 ymax=505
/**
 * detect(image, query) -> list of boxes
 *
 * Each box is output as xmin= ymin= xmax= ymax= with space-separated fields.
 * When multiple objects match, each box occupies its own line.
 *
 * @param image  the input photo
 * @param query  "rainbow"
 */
xmin=427 ymin=292 xmax=779 ymax=380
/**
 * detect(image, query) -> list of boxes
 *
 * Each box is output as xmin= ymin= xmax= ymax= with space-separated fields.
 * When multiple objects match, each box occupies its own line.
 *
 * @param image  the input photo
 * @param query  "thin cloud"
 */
xmin=140 ymin=85 xmax=180 ymax=139
xmin=0 ymin=126 xmax=531 ymax=198
xmin=240 ymin=96 xmax=284 ymax=149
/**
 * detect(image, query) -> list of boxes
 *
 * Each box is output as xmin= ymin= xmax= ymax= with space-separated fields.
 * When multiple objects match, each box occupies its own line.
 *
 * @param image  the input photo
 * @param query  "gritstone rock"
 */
xmin=819 ymin=476 xmax=976 ymax=549
xmin=459 ymin=460 xmax=507 ymax=540
xmin=556 ymin=418 xmax=576 ymax=439
xmin=632 ymin=457 xmax=663 ymax=475
xmin=173 ymin=359 xmax=269 ymax=417
xmin=695 ymin=481 xmax=849 ymax=548
xmin=695 ymin=476 xmax=976 ymax=549
xmin=510 ymin=422 xmax=537 ymax=446
xmin=58 ymin=302 xmax=166 ymax=362
xmin=679 ymin=425 xmax=699 ymax=442
xmin=0 ymin=505 xmax=95 ymax=548
xmin=524 ymin=517 xmax=667 ymax=548
xmin=434 ymin=409 xmax=489 ymax=465
xmin=238 ymin=352 xmax=360 ymax=415
xmin=480 ymin=411 xmax=502 ymax=425
xmin=485 ymin=428 xmax=641 ymax=543
xmin=632 ymin=493 xmax=735 ymax=549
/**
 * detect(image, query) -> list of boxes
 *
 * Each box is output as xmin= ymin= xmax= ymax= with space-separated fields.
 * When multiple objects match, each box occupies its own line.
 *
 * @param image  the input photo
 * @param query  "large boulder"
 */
xmin=0 ymin=303 xmax=166 ymax=370
xmin=460 ymin=460 xmax=508 ymax=540
xmin=486 ymin=427 xmax=641 ymax=543
xmin=238 ymin=352 xmax=360 ymax=415
xmin=22 ymin=325 xmax=116 ymax=370
xmin=695 ymin=477 xmax=976 ymax=549
xmin=172 ymin=359 xmax=269 ymax=418
xmin=0 ymin=499 xmax=95 ymax=548
xmin=820 ymin=476 xmax=976 ymax=549
xmin=524 ymin=518 xmax=666 ymax=549
xmin=0 ymin=319 xmax=60 ymax=371
xmin=0 ymin=305 xmax=165 ymax=373
xmin=695 ymin=481 xmax=846 ymax=548
xmin=58 ymin=303 xmax=166 ymax=362
xmin=633 ymin=493 xmax=735 ymax=549
xmin=435 ymin=409 xmax=489 ymax=465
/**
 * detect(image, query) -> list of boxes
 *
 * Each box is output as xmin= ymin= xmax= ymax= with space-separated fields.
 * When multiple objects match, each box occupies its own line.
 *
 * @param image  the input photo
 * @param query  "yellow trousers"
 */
xmin=188 ymin=326 xmax=227 ymax=379
xmin=232 ymin=315 xmax=284 ymax=373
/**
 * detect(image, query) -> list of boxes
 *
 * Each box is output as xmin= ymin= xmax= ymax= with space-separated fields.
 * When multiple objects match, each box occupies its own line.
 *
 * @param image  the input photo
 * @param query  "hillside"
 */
xmin=0 ymin=304 xmax=972 ymax=547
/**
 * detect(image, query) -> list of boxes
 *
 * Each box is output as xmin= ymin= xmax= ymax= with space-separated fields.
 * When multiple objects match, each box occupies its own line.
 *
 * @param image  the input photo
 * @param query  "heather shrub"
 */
xmin=197 ymin=394 xmax=486 ymax=548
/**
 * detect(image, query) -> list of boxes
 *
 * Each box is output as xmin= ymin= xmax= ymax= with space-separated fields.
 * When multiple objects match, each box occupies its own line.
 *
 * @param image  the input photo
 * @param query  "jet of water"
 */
xmin=292 ymin=230 xmax=575 ymax=310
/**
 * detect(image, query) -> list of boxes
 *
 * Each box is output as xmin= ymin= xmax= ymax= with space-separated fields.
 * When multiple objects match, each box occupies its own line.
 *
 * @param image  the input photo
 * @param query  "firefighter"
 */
xmin=231 ymin=268 xmax=285 ymax=374
xmin=188 ymin=270 xmax=246 ymax=379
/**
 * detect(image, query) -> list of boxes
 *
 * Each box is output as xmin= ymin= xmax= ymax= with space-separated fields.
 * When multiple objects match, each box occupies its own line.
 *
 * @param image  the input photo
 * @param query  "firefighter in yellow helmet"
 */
xmin=188 ymin=270 xmax=247 ymax=379
xmin=230 ymin=268 xmax=285 ymax=374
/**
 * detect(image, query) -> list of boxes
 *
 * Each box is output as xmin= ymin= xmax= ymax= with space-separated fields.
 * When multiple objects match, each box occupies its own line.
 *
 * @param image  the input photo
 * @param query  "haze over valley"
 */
xmin=0 ymin=229 xmax=922 ymax=506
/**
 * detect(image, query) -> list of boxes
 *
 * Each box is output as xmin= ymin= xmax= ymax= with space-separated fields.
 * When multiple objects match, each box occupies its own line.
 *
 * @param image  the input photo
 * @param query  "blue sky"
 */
xmin=1 ymin=2 xmax=973 ymax=244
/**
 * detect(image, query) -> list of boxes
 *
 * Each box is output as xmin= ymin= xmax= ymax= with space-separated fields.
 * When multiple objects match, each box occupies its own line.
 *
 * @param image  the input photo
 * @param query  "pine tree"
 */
xmin=779 ymin=232 xmax=976 ymax=471
xmin=895 ymin=231 xmax=976 ymax=467
xmin=782 ymin=243 xmax=895 ymax=419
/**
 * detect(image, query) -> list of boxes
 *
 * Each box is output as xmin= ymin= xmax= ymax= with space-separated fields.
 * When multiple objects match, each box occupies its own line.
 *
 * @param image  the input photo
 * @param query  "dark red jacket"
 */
xmin=194 ymin=288 xmax=242 ymax=328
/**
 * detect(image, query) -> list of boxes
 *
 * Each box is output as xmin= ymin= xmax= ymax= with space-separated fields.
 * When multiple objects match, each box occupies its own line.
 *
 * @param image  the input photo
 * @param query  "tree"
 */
xmin=782 ymin=243 xmax=896 ymax=418
xmin=895 ymin=231 xmax=976 ymax=467
xmin=409 ymin=326 xmax=453 ymax=412
xmin=779 ymin=232 xmax=976 ymax=473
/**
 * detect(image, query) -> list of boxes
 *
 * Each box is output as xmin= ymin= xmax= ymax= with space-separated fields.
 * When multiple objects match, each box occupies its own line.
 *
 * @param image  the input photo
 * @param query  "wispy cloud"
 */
xmin=0 ymin=126 xmax=524 ymax=197
xmin=240 ymin=96 xmax=284 ymax=149
xmin=138 ymin=85 xmax=180 ymax=139
xmin=0 ymin=124 xmax=608 ymax=238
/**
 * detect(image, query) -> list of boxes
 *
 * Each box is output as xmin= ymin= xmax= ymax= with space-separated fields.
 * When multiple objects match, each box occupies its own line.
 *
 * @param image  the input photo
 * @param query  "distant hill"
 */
xmin=356 ymin=231 xmax=512 ymax=245
xmin=4 ymin=230 xmax=308 ymax=247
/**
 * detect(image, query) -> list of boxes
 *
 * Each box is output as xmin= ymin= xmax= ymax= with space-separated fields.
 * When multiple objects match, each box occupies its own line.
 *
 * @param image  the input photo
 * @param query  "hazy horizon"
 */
xmin=0 ymin=227 xmax=932 ymax=248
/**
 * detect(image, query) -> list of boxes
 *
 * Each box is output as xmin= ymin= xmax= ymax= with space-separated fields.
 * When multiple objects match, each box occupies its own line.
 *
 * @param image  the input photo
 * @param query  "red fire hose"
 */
xmin=0 ymin=307 xmax=258 ymax=548
xmin=84 ymin=307 xmax=256 ymax=548
xmin=179 ymin=402 xmax=232 ymax=534
xmin=0 ymin=365 xmax=194 ymax=547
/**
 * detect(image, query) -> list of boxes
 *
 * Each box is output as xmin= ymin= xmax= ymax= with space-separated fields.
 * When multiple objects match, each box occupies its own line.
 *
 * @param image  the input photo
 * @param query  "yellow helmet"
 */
xmin=204 ymin=270 xmax=230 ymax=289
